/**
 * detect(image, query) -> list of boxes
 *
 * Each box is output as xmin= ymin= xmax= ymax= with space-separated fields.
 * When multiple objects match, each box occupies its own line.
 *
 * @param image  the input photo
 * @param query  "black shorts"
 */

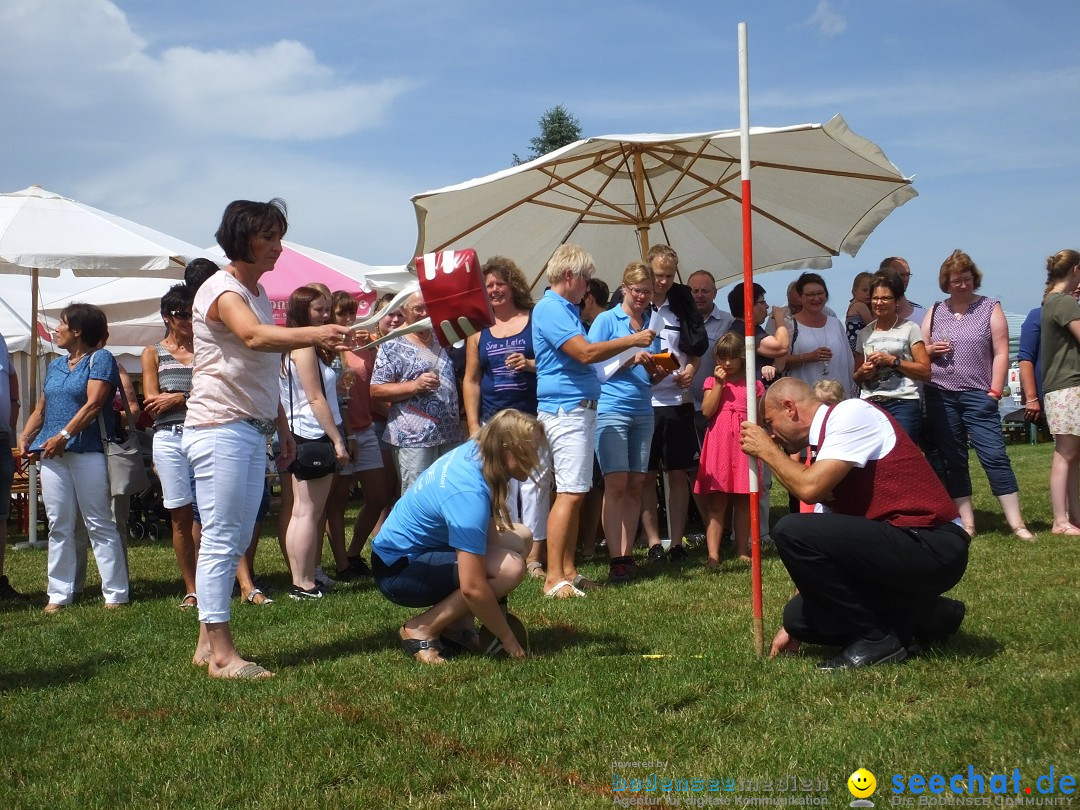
xmin=647 ymin=403 xmax=700 ymax=472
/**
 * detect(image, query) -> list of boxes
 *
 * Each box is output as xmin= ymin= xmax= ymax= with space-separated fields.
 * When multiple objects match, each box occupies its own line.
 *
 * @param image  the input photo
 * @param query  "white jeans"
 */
xmin=41 ymin=453 xmax=129 ymax=605
xmin=183 ymin=423 xmax=266 ymax=624
xmin=507 ymin=446 xmax=552 ymax=541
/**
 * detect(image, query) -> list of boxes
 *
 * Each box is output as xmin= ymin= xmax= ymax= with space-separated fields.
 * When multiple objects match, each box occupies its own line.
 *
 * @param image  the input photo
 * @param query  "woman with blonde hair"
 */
xmin=371 ymin=409 xmax=545 ymax=664
xmin=1040 ymin=249 xmax=1080 ymax=535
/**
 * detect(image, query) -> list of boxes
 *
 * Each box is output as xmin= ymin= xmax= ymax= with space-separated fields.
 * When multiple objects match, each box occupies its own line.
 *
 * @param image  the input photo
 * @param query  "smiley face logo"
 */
xmin=848 ymin=768 xmax=877 ymax=799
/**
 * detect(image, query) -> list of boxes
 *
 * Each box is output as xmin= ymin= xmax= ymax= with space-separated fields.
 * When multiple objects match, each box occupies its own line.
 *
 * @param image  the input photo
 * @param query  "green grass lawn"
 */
xmin=1 ymin=442 xmax=1078 ymax=809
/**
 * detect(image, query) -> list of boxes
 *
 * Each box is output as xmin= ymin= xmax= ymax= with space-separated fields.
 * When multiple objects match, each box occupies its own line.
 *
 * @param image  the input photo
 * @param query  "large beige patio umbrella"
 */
xmin=0 ymin=184 xmax=218 ymax=544
xmin=412 ymin=114 xmax=916 ymax=289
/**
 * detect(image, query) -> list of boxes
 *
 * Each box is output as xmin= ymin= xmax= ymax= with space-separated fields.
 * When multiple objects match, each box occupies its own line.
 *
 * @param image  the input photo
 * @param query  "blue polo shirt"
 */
xmin=533 ymin=289 xmax=599 ymax=412
xmin=371 ymin=441 xmax=491 ymax=566
xmin=589 ymin=306 xmax=652 ymax=415
xmin=31 ymin=349 xmax=118 ymax=454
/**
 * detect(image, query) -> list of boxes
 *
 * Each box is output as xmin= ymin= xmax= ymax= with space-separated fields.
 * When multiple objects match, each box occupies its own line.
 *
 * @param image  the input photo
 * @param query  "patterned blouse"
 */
xmin=927 ymin=296 xmax=999 ymax=392
xmin=152 ymin=343 xmax=192 ymax=429
xmin=370 ymin=336 xmax=462 ymax=448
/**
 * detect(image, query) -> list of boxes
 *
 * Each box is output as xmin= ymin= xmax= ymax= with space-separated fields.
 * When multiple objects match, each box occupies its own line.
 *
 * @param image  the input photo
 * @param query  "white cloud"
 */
xmin=0 ymin=0 xmax=412 ymax=140
xmin=806 ymin=0 xmax=847 ymax=38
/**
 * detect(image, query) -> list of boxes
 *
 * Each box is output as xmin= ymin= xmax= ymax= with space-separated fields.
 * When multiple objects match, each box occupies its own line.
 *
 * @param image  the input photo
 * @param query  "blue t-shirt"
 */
xmin=533 ymin=290 xmax=600 ymax=412
xmin=589 ymin=306 xmax=652 ymax=415
xmin=478 ymin=310 xmax=537 ymax=421
xmin=372 ymin=441 xmax=491 ymax=566
xmin=32 ymin=349 xmax=119 ymax=454
xmin=1017 ymin=306 xmax=1044 ymax=402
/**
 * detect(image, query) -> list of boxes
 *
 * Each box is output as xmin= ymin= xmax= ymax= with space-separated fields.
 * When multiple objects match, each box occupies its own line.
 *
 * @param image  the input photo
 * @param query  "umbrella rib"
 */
xmin=752 ymin=161 xmax=913 ymax=184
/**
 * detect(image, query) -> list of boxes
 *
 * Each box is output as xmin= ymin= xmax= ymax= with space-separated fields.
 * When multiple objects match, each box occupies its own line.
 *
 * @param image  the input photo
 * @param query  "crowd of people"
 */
xmin=4 ymin=196 xmax=1077 ymax=673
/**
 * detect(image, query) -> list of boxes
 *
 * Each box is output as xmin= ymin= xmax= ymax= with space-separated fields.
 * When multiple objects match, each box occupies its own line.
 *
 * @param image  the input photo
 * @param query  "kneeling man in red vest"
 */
xmin=740 ymin=377 xmax=969 ymax=670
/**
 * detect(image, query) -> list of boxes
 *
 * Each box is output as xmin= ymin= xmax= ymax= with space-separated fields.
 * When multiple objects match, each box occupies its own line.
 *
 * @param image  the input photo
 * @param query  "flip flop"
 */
xmin=477 ymin=613 xmax=530 ymax=658
xmin=179 ymin=593 xmax=198 ymax=609
xmin=526 ymin=560 xmax=545 ymax=579
xmin=544 ymin=579 xmax=586 ymax=599
xmin=244 ymin=588 xmax=273 ymax=605
xmin=216 ymin=661 xmax=273 ymax=680
xmin=439 ymin=627 xmax=481 ymax=655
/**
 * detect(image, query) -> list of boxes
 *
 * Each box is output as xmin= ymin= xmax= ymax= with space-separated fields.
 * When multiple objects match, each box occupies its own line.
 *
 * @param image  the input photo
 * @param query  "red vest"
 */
xmin=819 ymin=404 xmax=959 ymax=528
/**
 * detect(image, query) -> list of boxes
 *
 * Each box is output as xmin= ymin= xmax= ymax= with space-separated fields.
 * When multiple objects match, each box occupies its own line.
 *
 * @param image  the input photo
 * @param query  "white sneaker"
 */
xmin=314 ymin=566 xmax=337 ymax=591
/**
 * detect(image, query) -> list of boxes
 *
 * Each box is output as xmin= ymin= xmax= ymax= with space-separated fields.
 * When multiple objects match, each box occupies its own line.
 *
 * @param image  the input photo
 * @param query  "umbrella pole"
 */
xmin=27 ymin=267 xmax=40 ymax=547
xmin=739 ymin=22 xmax=765 ymax=658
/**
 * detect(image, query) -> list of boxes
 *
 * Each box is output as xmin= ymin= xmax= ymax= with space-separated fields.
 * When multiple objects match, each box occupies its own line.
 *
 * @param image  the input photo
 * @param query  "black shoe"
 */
xmin=820 ymin=634 xmax=908 ymax=671
xmin=647 ymin=545 xmax=667 ymax=564
xmin=289 ymin=585 xmax=324 ymax=601
xmin=667 ymin=544 xmax=689 ymax=563
xmin=0 ymin=575 xmax=28 ymax=601
xmin=608 ymin=562 xmax=632 ymax=584
xmin=348 ymin=555 xmax=371 ymax=577
xmin=914 ymin=597 xmax=966 ymax=645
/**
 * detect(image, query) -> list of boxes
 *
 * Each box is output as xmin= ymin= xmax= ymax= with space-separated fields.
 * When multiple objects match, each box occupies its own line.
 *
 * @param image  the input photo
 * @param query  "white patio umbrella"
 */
xmin=412 ymin=114 xmax=916 ymax=290
xmin=0 ymin=184 xmax=219 ymax=544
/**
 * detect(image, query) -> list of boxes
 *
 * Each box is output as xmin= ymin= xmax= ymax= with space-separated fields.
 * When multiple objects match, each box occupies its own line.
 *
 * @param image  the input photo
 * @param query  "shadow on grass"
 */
xmin=0 ymin=652 xmax=127 ymax=693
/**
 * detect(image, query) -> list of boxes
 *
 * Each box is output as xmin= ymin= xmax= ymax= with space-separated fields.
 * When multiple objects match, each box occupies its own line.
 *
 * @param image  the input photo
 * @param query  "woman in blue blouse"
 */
xmin=18 ymin=304 xmax=128 ymax=612
xmin=590 ymin=261 xmax=670 ymax=583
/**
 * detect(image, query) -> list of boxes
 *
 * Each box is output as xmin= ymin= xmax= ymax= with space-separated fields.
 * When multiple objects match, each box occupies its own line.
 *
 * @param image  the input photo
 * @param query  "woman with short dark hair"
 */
xmin=182 ymin=198 xmax=352 ymax=679
xmin=18 ymin=303 xmax=128 ymax=613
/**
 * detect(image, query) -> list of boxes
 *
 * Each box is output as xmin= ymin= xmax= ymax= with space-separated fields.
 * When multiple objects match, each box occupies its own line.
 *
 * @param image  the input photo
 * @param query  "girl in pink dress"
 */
xmin=695 ymin=332 xmax=765 ymax=568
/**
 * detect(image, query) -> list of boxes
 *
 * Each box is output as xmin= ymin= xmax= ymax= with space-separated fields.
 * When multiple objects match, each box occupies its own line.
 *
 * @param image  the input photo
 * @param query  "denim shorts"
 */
xmin=538 ymin=407 xmax=597 ymax=493
xmin=595 ymin=410 xmax=654 ymax=475
xmin=372 ymin=549 xmax=460 ymax=608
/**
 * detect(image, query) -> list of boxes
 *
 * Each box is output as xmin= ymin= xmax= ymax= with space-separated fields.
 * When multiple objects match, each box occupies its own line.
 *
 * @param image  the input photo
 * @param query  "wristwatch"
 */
xmin=59 ymin=428 xmax=72 ymax=441
xmin=891 ymin=356 xmax=901 ymax=368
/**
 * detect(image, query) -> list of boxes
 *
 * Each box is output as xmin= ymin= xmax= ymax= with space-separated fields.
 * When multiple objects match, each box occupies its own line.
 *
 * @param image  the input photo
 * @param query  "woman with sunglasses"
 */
xmin=921 ymin=249 xmax=1032 ymax=540
xmin=141 ymin=285 xmax=201 ymax=608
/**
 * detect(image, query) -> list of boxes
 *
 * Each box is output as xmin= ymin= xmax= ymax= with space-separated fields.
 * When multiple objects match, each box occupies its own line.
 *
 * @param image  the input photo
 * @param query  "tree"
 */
xmin=512 ymin=105 xmax=583 ymax=165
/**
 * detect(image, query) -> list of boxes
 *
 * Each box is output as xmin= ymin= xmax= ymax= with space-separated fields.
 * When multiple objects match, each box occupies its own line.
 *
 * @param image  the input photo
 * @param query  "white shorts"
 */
xmin=152 ymin=427 xmax=195 ymax=509
xmin=538 ymin=407 xmax=596 ymax=494
xmin=340 ymin=426 xmax=384 ymax=475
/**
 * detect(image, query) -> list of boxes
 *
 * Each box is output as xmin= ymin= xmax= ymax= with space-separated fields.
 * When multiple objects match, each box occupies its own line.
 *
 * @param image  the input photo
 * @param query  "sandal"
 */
xmin=439 ymin=627 xmax=482 ymax=655
xmin=571 ymin=574 xmax=601 ymax=591
xmin=544 ymin=579 xmax=586 ymax=599
xmin=526 ymin=560 xmax=545 ymax=579
xmin=245 ymin=588 xmax=273 ymax=606
xmin=1011 ymin=527 xmax=1036 ymax=541
xmin=399 ymin=626 xmax=448 ymax=664
xmin=179 ymin=593 xmax=198 ymax=610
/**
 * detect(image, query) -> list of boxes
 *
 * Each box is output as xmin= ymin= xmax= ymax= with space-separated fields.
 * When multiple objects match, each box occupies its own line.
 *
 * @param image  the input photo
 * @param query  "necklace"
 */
xmin=876 ymin=314 xmax=899 ymax=332
xmin=803 ymin=323 xmax=830 ymax=376
xmin=67 ymin=352 xmax=87 ymax=368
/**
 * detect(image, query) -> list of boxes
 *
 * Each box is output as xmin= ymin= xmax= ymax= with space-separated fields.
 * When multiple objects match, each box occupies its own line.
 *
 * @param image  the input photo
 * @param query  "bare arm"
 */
xmin=989 ymin=302 xmax=1009 ymax=395
xmin=559 ymin=330 xmax=656 ymax=365
xmin=758 ymin=311 xmax=790 ymax=357
xmin=39 ymin=378 xmax=114 ymax=459
xmin=8 ymin=370 xmax=18 ymax=435
xmin=18 ymin=393 xmax=46 ymax=455
xmin=701 ymin=373 xmax=724 ymax=420
xmin=739 ymin=421 xmax=855 ymax=504
xmin=214 ymin=290 xmax=349 ymax=353
xmin=463 ymin=333 xmax=483 ymax=436
xmin=457 ymin=548 xmax=526 ymax=659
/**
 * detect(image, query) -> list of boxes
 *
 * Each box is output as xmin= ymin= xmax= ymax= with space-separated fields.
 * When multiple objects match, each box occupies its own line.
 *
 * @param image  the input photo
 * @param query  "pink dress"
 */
xmin=695 ymin=376 xmax=765 ymax=495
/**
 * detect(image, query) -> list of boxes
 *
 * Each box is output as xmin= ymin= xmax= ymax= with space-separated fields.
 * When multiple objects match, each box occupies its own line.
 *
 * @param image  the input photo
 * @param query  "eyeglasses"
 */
xmin=898 ymin=273 xmax=912 ymax=280
xmin=754 ymin=299 xmax=768 ymax=306
xmin=627 ymin=287 xmax=652 ymax=297
xmin=949 ymin=275 xmax=974 ymax=288
xmin=870 ymin=296 xmax=895 ymax=303
xmin=803 ymin=291 xmax=826 ymax=299
xmin=408 ymin=305 xmax=428 ymax=315
xmin=169 ymin=310 xmax=193 ymax=320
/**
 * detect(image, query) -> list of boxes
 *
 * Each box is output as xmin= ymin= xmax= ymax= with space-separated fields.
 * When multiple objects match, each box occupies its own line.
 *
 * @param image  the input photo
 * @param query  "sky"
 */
xmin=2 ymin=0 xmax=1078 ymax=317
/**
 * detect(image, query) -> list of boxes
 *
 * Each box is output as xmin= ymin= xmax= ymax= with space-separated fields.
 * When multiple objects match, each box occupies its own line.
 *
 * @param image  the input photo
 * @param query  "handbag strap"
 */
xmin=286 ymin=352 xmax=329 ymax=432
xmin=88 ymin=350 xmax=135 ymax=445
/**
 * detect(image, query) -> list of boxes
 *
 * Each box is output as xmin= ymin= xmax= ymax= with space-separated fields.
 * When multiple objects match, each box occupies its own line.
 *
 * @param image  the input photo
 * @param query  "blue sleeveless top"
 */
xmin=478 ymin=310 xmax=538 ymax=421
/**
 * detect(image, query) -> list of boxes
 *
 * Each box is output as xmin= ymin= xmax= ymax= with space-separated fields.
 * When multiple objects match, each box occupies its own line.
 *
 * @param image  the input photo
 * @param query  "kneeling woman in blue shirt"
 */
xmin=371 ymin=408 xmax=544 ymax=664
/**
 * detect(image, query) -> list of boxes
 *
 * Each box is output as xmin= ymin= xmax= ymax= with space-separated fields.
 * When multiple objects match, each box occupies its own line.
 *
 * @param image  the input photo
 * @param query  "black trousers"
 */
xmin=773 ymin=513 xmax=969 ymax=647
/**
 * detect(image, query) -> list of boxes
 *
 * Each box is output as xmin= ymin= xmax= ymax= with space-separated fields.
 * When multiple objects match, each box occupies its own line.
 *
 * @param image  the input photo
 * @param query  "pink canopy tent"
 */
xmin=239 ymin=242 xmax=380 ymax=325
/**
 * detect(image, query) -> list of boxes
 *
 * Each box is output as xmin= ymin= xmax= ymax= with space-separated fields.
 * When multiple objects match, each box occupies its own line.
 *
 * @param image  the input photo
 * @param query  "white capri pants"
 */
xmin=183 ymin=422 xmax=266 ymax=624
xmin=41 ymin=452 xmax=129 ymax=605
